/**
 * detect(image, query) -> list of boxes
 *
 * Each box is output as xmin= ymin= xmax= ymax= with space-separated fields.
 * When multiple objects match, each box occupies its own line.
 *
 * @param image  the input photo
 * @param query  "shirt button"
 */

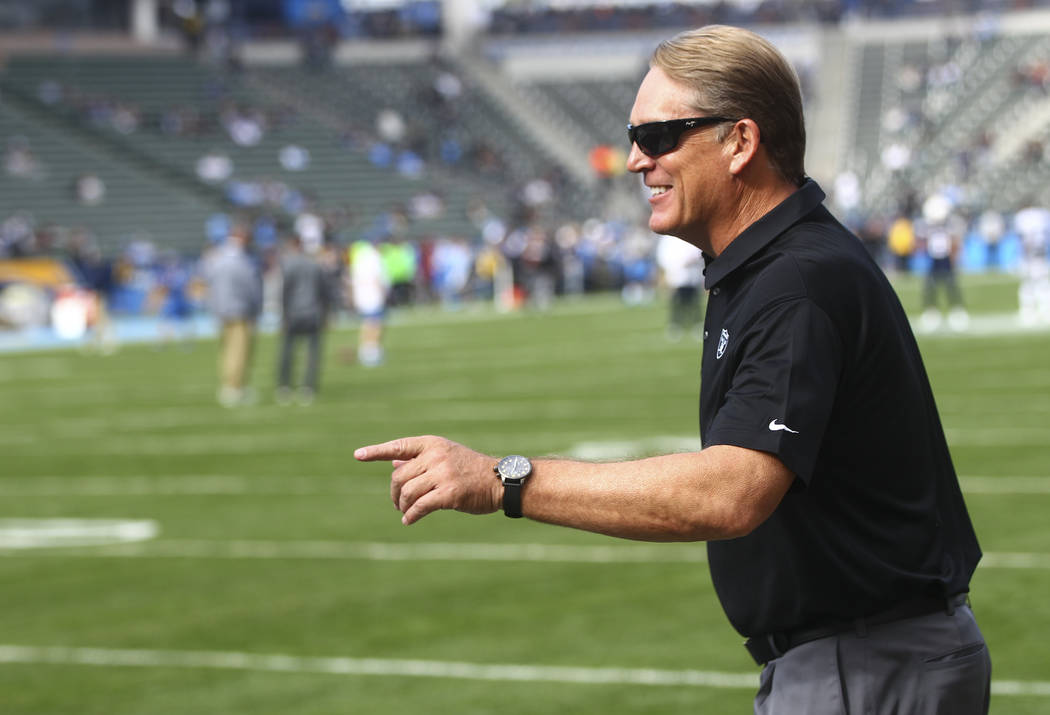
xmin=703 ymin=330 xmax=709 ymax=340
xmin=711 ymin=287 xmax=720 ymax=296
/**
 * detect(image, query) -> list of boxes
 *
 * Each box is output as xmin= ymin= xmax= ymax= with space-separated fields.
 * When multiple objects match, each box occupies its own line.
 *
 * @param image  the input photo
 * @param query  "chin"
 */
xmin=648 ymin=214 xmax=679 ymax=236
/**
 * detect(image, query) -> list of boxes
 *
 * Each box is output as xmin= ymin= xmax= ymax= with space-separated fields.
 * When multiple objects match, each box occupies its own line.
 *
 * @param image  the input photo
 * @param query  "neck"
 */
xmin=707 ymin=178 xmax=797 ymax=257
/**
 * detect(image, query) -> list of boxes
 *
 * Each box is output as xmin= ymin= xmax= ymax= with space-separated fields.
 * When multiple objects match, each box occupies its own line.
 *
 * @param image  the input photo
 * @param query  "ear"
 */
xmin=725 ymin=119 xmax=762 ymax=176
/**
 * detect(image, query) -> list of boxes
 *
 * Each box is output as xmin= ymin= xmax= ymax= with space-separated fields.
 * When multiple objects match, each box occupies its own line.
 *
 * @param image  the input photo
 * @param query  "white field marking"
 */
xmin=0 ymin=644 xmax=759 ymax=689
xmin=31 ymin=433 xmax=317 ymax=456
xmin=942 ymin=427 xmax=1050 ymax=447
xmin=0 ymin=475 xmax=387 ymax=497
xmin=568 ymin=433 xmax=1050 ymax=459
xmin=913 ymin=312 xmax=1050 ymax=338
xmin=979 ymin=552 xmax=1050 ymax=569
xmin=0 ymin=519 xmax=158 ymax=549
xmin=3 ymin=539 xmax=1049 ymax=570
xmin=0 ymin=433 xmax=309 ymax=455
xmin=0 ymin=644 xmax=1046 ymax=696
xmin=959 ymin=476 xmax=1050 ymax=494
xmin=0 ymin=539 xmax=709 ymax=563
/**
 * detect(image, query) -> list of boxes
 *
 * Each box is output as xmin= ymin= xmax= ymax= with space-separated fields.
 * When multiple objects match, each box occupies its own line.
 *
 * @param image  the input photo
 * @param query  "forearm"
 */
xmin=521 ymin=447 xmax=786 ymax=542
xmin=355 ymin=436 xmax=793 ymax=539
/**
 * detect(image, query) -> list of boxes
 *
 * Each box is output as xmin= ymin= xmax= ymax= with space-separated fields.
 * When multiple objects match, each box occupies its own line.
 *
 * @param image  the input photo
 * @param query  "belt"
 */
xmin=744 ymin=593 xmax=970 ymax=666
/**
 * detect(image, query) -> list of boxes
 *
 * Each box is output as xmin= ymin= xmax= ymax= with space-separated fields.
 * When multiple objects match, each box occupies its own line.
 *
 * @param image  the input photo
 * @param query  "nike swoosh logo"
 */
xmin=768 ymin=419 xmax=799 ymax=434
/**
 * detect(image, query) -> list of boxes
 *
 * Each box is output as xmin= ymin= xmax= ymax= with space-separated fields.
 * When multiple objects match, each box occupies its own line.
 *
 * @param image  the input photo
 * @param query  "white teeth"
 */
xmin=650 ymin=186 xmax=670 ymax=196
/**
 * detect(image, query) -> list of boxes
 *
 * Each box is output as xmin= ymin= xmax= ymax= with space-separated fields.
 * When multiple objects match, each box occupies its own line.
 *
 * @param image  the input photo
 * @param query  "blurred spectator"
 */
xmin=554 ymin=221 xmax=585 ymax=298
xmin=380 ymin=236 xmax=418 ymax=308
xmin=656 ymin=234 xmax=704 ymax=342
xmin=887 ymin=213 xmax=917 ymax=274
xmin=409 ymin=190 xmax=445 ymax=221
xmin=0 ymin=213 xmax=38 ymax=258
xmin=222 ymin=104 xmax=265 ymax=147
xmin=396 ymin=148 xmax=425 ymax=178
xmin=196 ymin=150 xmax=234 ymax=183
xmin=473 ymin=237 xmax=510 ymax=308
xmin=4 ymin=136 xmax=43 ymax=180
xmin=376 ymin=108 xmax=406 ymax=144
xmin=202 ymin=221 xmax=262 ymax=407
xmin=153 ymin=250 xmax=197 ymax=347
xmin=348 ymin=238 xmax=390 ymax=367
xmin=588 ymin=144 xmax=627 ymax=183
xmin=517 ymin=225 xmax=558 ymax=310
xmin=832 ymin=170 xmax=862 ymax=227
xmin=881 ymin=141 xmax=911 ymax=172
xmin=277 ymin=232 xmax=332 ymax=405
xmin=294 ymin=204 xmax=326 ymax=250
xmin=916 ymin=194 xmax=969 ymax=332
xmin=431 ymin=68 xmax=464 ymax=119
xmin=1013 ymin=201 xmax=1050 ymax=325
xmin=431 ymin=236 xmax=473 ymax=309
xmin=279 ymin=144 xmax=311 ymax=172
xmin=620 ymin=226 xmax=655 ymax=307
xmin=858 ymin=215 xmax=887 ymax=266
xmin=976 ymin=208 xmax=1006 ymax=271
xmin=73 ymin=173 xmax=106 ymax=206
xmin=68 ymin=231 xmax=118 ymax=353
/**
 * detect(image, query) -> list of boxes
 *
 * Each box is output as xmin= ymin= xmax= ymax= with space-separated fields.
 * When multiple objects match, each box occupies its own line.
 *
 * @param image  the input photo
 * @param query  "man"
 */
xmin=355 ymin=25 xmax=990 ymax=714
xmin=1013 ymin=199 xmax=1050 ymax=324
xmin=656 ymin=232 xmax=704 ymax=340
xmin=203 ymin=221 xmax=262 ymax=407
xmin=277 ymin=232 xmax=333 ymax=405
xmin=348 ymin=238 xmax=390 ymax=367
xmin=915 ymin=192 xmax=969 ymax=332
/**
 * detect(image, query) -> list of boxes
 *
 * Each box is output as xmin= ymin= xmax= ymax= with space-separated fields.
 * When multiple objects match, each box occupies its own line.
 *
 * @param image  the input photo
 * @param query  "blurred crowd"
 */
xmin=3 ymin=182 xmax=1049 ymax=351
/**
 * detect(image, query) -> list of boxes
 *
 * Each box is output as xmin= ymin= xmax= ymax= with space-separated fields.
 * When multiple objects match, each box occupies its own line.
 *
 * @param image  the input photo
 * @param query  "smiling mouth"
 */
xmin=650 ymin=186 xmax=670 ymax=197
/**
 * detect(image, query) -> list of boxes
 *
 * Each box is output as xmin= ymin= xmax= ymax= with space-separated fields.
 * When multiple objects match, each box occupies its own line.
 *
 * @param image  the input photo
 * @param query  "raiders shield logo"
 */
xmin=717 ymin=328 xmax=729 ymax=359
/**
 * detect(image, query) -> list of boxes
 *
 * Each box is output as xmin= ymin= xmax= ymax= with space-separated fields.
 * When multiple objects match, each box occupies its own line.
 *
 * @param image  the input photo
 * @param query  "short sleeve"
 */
xmin=703 ymin=298 xmax=842 ymax=483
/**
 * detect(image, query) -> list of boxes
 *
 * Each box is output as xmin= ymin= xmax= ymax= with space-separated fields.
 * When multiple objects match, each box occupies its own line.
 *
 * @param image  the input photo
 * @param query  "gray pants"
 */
xmin=278 ymin=324 xmax=322 ymax=392
xmin=754 ymin=604 xmax=990 ymax=715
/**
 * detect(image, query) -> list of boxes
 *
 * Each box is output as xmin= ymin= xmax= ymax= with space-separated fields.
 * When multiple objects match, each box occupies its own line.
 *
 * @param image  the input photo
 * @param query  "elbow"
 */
xmin=692 ymin=493 xmax=774 ymax=541
xmin=718 ymin=505 xmax=769 ymax=539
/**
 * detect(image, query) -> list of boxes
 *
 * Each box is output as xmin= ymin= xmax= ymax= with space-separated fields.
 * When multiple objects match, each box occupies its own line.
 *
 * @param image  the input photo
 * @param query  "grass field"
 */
xmin=1 ymin=273 xmax=1048 ymax=713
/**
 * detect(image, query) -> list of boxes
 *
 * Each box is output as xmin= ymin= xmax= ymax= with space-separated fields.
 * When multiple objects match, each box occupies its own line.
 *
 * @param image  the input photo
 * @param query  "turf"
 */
xmin=0 ymin=272 xmax=1047 ymax=713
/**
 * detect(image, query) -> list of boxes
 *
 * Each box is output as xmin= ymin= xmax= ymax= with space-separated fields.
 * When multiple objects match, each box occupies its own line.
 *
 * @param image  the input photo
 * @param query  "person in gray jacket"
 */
xmin=276 ymin=232 xmax=334 ymax=405
xmin=203 ymin=222 xmax=262 ymax=407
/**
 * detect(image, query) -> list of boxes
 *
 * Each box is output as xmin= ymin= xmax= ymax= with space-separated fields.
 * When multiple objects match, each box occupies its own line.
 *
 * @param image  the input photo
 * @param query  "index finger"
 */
xmin=355 ymin=436 xmax=427 ymax=462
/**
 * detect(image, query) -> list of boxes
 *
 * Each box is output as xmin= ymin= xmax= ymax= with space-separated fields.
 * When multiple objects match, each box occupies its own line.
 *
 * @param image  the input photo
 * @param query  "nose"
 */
xmin=626 ymin=141 xmax=653 ymax=174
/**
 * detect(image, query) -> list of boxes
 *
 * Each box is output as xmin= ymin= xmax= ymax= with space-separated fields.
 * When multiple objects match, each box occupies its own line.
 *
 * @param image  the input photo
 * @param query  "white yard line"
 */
xmin=0 ymin=539 xmax=708 ymax=563
xmin=0 ymin=475 xmax=386 ymax=496
xmin=0 ymin=644 xmax=1046 ymax=696
xmin=0 ymin=644 xmax=758 ymax=688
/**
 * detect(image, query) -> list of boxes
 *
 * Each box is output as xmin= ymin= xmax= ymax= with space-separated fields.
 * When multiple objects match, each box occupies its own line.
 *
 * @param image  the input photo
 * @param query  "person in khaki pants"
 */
xmin=203 ymin=222 xmax=262 ymax=407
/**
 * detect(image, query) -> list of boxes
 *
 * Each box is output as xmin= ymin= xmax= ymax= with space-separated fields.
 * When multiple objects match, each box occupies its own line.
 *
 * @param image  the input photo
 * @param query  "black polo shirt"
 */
xmin=700 ymin=180 xmax=981 ymax=638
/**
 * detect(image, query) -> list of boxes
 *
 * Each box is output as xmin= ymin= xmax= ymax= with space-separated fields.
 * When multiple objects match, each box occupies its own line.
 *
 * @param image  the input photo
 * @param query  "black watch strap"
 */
xmin=502 ymin=479 xmax=524 ymax=519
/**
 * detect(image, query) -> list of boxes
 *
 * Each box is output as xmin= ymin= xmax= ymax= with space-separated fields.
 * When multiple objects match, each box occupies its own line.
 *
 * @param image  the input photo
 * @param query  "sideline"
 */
xmin=0 ymin=296 xmax=623 ymax=355
xmin=0 ymin=644 xmax=1046 ymax=697
xmin=2 ymin=296 xmax=1048 ymax=354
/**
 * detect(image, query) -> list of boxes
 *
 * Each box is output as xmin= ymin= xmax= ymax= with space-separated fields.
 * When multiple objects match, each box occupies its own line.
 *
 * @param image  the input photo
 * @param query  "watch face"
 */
xmin=498 ymin=455 xmax=532 ymax=480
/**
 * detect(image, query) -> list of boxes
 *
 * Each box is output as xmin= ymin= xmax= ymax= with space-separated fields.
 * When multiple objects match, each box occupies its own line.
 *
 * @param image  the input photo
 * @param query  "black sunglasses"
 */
xmin=627 ymin=116 xmax=734 ymax=157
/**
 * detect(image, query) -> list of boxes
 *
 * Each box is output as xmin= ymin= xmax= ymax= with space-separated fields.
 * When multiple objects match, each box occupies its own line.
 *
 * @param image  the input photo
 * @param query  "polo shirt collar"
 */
xmin=703 ymin=179 xmax=826 ymax=288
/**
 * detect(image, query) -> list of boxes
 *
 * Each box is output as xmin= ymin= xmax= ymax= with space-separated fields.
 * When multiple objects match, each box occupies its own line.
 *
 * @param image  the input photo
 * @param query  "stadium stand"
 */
xmin=2 ymin=2 xmax=1050 ymax=282
xmin=0 ymin=78 xmax=222 ymax=254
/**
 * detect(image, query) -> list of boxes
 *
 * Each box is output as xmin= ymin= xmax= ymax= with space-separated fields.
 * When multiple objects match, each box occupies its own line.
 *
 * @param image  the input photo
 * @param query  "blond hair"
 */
xmin=651 ymin=25 xmax=806 ymax=186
